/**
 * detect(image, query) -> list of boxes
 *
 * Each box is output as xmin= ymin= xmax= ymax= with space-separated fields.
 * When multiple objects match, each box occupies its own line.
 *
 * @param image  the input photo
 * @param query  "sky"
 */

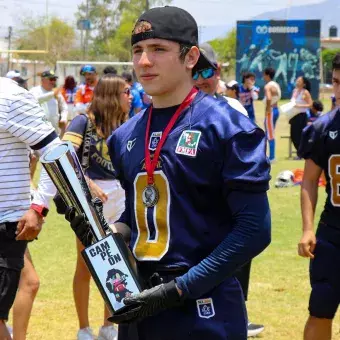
xmin=0 ymin=0 xmax=325 ymax=46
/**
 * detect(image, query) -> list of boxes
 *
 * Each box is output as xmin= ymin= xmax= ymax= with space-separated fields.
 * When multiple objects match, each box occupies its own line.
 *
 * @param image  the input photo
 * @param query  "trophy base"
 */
xmin=82 ymin=234 xmax=142 ymax=314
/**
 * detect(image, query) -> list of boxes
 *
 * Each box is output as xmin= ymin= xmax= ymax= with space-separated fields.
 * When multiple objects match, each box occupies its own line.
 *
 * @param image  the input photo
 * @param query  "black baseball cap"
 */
xmin=41 ymin=70 xmax=58 ymax=79
xmin=131 ymin=6 xmax=216 ymax=71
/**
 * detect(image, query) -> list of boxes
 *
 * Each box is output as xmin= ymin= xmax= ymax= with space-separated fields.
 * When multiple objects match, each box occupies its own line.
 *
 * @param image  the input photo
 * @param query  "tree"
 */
xmin=322 ymin=48 xmax=340 ymax=83
xmin=209 ymin=28 xmax=236 ymax=76
xmin=76 ymin=0 xmax=171 ymax=60
xmin=15 ymin=17 xmax=77 ymax=66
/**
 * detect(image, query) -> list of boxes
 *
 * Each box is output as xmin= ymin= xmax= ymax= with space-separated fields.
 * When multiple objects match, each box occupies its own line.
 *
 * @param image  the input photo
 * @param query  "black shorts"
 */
xmin=309 ymin=223 xmax=340 ymax=319
xmin=0 ymin=222 xmax=27 ymax=271
xmin=0 ymin=267 xmax=20 ymax=320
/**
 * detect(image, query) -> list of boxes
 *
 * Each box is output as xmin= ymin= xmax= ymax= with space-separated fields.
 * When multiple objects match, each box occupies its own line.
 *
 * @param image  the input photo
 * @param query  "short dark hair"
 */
xmin=103 ymin=66 xmax=117 ymax=75
xmin=332 ymin=53 xmax=340 ymax=71
xmin=264 ymin=67 xmax=275 ymax=80
xmin=312 ymin=100 xmax=323 ymax=112
xmin=242 ymin=72 xmax=255 ymax=83
xmin=179 ymin=43 xmax=191 ymax=62
xmin=121 ymin=71 xmax=133 ymax=83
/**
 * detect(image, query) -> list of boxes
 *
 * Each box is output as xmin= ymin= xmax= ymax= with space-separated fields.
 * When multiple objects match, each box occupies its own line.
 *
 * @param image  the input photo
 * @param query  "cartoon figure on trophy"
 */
xmin=106 ymin=268 xmax=133 ymax=303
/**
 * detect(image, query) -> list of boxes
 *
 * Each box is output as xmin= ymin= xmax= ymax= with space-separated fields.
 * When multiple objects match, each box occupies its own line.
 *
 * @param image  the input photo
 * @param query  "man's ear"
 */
xmin=185 ymin=46 xmax=200 ymax=71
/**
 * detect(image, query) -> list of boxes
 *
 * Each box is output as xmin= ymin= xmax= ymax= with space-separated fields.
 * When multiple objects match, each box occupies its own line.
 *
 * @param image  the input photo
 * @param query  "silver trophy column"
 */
xmin=40 ymin=141 xmax=106 ymax=241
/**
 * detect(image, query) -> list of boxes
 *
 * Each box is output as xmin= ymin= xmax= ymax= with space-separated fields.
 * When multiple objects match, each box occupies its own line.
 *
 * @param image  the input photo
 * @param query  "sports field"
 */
xmin=11 ymin=98 xmax=339 ymax=340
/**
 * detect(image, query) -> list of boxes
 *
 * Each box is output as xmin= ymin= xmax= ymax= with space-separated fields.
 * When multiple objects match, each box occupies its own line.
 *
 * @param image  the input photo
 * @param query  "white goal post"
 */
xmin=55 ymin=60 xmax=133 ymax=86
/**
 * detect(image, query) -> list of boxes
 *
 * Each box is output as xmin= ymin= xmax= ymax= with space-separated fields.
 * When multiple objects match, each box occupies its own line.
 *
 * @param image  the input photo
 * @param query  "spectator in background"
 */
xmin=103 ymin=66 xmax=117 ymax=76
xmin=263 ymin=67 xmax=281 ymax=162
xmin=0 ymin=76 xmax=60 ymax=340
xmin=121 ymin=71 xmax=143 ymax=118
xmin=193 ymin=44 xmax=248 ymax=117
xmin=289 ymin=76 xmax=313 ymax=155
xmin=60 ymin=76 xmax=78 ymax=122
xmin=225 ymin=80 xmax=240 ymax=100
xmin=5 ymin=70 xmax=21 ymax=83
xmin=307 ymin=100 xmax=323 ymax=125
xmin=239 ymin=72 xmax=259 ymax=123
xmin=131 ymin=69 xmax=152 ymax=108
xmin=29 ymin=70 xmax=68 ymax=179
xmin=30 ymin=70 xmax=68 ymax=135
xmin=74 ymin=65 xmax=98 ymax=114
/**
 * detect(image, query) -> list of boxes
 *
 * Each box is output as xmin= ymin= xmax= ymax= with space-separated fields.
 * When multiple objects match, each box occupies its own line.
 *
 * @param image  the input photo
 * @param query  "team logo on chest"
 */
xmin=149 ymin=131 xmax=162 ymax=151
xmin=175 ymin=130 xmax=201 ymax=157
xmin=196 ymin=298 xmax=215 ymax=319
xmin=329 ymin=130 xmax=338 ymax=140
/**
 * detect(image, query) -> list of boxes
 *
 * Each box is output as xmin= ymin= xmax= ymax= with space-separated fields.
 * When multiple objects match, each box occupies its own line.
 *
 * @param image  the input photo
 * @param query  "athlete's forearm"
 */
xmin=176 ymin=191 xmax=271 ymax=299
xmin=301 ymin=179 xmax=318 ymax=232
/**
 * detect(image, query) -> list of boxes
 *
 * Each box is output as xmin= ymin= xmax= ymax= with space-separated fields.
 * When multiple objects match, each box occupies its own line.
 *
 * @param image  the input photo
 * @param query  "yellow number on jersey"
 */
xmin=133 ymin=170 xmax=170 ymax=260
xmin=329 ymin=155 xmax=340 ymax=206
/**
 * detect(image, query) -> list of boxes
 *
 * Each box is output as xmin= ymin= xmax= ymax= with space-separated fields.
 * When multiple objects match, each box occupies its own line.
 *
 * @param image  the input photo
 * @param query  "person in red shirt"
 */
xmin=74 ymin=65 xmax=98 ymax=114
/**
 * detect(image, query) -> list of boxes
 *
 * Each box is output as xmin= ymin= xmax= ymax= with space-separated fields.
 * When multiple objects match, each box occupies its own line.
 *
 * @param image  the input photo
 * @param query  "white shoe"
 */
xmin=77 ymin=327 xmax=95 ymax=340
xmin=247 ymin=322 xmax=264 ymax=337
xmin=6 ymin=325 xmax=13 ymax=338
xmin=98 ymin=325 xmax=118 ymax=340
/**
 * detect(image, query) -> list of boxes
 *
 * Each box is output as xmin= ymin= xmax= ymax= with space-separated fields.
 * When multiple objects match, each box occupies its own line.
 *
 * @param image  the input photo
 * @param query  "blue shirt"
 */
xmin=108 ymin=91 xmax=271 ymax=298
xmin=129 ymin=88 xmax=143 ymax=119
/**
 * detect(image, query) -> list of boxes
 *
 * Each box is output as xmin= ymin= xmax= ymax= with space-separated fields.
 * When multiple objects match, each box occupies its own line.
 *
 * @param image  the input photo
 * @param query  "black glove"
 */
xmin=108 ymin=280 xmax=183 ymax=324
xmin=65 ymin=207 xmax=93 ymax=247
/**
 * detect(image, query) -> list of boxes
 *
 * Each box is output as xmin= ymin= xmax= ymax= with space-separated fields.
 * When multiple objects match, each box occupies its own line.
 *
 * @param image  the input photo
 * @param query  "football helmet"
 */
xmin=275 ymin=170 xmax=295 ymax=188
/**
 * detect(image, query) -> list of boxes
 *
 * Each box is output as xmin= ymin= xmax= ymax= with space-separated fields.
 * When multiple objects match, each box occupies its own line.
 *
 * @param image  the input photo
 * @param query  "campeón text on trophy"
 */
xmin=40 ymin=141 xmax=142 ymax=314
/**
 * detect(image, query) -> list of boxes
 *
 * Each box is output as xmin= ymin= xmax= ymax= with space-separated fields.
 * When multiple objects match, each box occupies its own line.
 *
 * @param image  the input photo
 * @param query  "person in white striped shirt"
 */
xmin=0 ymin=77 xmax=61 ymax=340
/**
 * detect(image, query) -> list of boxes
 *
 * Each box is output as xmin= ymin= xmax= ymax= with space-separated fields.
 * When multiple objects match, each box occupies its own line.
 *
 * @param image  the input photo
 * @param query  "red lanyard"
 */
xmin=144 ymin=87 xmax=198 ymax=185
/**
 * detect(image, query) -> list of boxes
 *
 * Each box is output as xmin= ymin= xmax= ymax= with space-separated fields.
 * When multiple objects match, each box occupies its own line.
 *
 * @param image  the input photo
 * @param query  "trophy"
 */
xmin=40 ymin=141 xmax=142 ymax=314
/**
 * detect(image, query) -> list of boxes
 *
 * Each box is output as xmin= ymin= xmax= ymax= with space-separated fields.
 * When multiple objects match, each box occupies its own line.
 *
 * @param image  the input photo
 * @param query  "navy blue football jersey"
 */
xmin=108 ymin=91 xmax=270 ymax=270
xmin=63 ymin=114 xmax=116 ymax=180
xmin=299 ymin=108 xmax=340 ymax=227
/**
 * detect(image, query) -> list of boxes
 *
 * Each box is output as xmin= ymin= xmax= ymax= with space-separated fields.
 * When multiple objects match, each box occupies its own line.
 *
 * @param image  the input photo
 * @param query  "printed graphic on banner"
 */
xmin=236 ymin=20 xmax=321 ymax=99
xmin=83 ymin=235 xmax=140 ymax=311
xmin=196 ymin=298 xmax=215 ymax=319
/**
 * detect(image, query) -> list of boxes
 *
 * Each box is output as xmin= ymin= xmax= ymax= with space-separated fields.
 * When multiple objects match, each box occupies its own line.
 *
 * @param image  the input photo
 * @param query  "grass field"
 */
xmin=11 ymin=99 xmax=340 ymax=340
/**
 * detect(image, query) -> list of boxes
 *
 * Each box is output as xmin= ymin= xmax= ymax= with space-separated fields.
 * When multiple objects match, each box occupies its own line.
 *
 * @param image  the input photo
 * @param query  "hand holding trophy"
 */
xmin=40 ymin=141 xmax=142 ymax=316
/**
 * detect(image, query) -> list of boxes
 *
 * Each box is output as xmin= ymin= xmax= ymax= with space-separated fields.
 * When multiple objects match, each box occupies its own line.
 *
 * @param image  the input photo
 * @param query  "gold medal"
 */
xmin=142 ymin=184 xmax=159 ymax=208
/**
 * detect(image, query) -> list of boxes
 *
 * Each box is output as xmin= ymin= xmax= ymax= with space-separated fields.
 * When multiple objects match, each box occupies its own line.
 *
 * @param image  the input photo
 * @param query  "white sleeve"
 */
xmin=30 ymin=88 xmax=54 ymax=104
xmin=6 ymin=91 xmax=55 ymax=147
xmin=58 ymin=94 xmax=69 ymax=122
xmin=31 ymin=137 xmax=62 ymax=208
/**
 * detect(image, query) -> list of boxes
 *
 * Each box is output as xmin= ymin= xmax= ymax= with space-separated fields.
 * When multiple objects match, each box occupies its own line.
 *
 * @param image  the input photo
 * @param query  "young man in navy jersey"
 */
xmin=298 ymin=54 xmax=340 ymax=340
xmin=68 ymin=6 xmax=271 ymax=340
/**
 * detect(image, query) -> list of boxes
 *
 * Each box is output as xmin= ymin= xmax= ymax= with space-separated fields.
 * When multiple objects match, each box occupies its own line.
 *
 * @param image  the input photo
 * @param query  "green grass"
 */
xmin=12 ymin=99 xmax=340 ymax=339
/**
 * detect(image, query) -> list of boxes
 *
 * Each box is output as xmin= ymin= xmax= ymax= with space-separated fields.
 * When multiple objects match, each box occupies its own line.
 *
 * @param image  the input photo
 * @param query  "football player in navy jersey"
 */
xmin=67 ymin=6 xmax=271 ymax=340
xmin=298 ymin=53 xmax=340 ymax=340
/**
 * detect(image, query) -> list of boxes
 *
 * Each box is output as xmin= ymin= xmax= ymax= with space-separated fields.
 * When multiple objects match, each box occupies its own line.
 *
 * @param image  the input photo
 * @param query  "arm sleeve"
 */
xmin=176 ymin=191 xmax=271 ymax=299
xmin=58 ymin=94 xmax=69 ymax=122
xmin=29 ymin=88 xmax=54 ymax=104
xmin=31 ymin=136 xmax=62 ymax=208
xmin=6 ymin=91 xmax=55 ymax=147
xmin=175 ymin=128 xmax=271 ymax=299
